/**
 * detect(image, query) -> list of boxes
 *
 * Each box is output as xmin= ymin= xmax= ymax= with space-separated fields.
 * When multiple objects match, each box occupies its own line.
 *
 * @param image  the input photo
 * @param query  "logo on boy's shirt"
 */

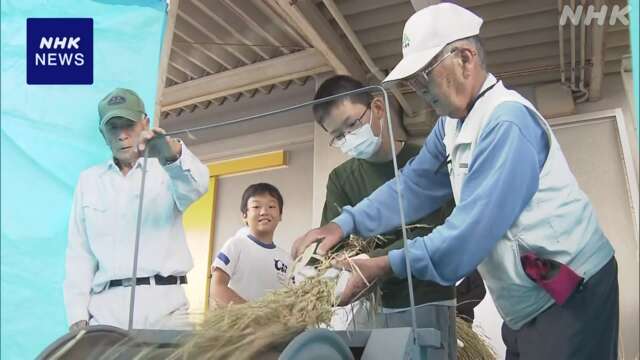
xmin=274 ymin=258 xmax=288 ymax=284
xmin=274 ymin=259 xmax=288 ymax=273
xmin=26 ymin=18 xmax=93 ymax=84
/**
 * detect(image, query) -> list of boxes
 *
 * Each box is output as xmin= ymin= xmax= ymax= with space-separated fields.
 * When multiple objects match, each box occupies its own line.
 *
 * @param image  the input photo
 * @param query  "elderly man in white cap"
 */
xmin=293 ymin=3 xmax=619 ymax=359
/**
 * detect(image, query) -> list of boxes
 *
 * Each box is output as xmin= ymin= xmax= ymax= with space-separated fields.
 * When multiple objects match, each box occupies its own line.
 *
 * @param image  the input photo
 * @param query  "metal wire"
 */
xmin=128 ymin=148 xmax=150 ymax=331
xmin=379 ymin=87 xmax=419 ymax=345
xmin=133 ymin=85 xmax=419 ymax=343
xmin=173 ymin=40 xmax=308 ymax=50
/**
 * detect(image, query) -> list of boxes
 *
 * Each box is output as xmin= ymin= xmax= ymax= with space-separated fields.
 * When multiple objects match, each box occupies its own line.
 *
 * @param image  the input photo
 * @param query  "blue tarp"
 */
xmin=1 ymin=1 xmax=166 ymax=358
xmin=631 ymin=0 xmax=639 ymax=134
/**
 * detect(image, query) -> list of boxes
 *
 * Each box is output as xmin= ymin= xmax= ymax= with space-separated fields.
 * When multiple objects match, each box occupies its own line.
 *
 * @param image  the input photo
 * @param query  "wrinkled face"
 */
xmin=406 ymin=46 xmax=475 ymax=118
xmin=101 ymin=116 xmax=147 ymax=164
xmin=242 ymin=193 xmax=282 ymax=235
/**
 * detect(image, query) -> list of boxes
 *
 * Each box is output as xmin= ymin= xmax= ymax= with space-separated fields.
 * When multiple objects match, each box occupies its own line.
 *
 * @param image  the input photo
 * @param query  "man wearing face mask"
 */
xmin=294 ymin=4 xmax=618 ymax=360
xmin=63 ymin=88 xmax=209 ymax=331
xmin=313 ymin=75 xmax=486 ymax=360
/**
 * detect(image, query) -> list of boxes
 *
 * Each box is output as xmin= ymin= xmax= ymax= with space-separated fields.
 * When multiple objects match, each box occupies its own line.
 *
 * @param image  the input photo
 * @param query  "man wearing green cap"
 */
xmin=63 ymin=88 xmax=209 ymax=331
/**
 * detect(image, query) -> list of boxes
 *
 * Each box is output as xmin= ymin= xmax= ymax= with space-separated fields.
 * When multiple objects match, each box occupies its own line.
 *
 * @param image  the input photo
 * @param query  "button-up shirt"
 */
xmin=63 ymin=143 xmax=209 ymax=324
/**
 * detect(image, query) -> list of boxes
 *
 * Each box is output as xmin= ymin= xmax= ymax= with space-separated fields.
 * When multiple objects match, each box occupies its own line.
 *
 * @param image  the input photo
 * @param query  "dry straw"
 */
xmin=94 ymin=234 xmax=495 ymax=359
xmin=455 ymin=318 xmax=496 ymax=360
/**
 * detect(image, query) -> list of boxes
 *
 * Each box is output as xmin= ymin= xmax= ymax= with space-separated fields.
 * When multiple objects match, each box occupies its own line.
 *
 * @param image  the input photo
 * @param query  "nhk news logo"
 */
xmin=26 ymin=18 xmax=93 ymax=85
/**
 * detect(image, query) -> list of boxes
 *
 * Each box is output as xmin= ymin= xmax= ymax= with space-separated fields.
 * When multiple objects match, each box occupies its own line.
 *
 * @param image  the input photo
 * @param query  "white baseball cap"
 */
xmin=383 ymin=3 xmax=483 ymax=83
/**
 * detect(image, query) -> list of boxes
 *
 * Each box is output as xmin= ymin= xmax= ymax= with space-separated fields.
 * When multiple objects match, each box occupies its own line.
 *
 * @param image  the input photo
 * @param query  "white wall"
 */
xmin=212 ymin=144 xmax=314 ymax=256
xmin=190 ymin=122 xmax=314 ymax=163
xmin=551 ymin=113 xmax=639 ymax=359
xmin=574 ymin=75 xmax=638 ymax=179
xmin=518 ymin=74 xmax=639 ymax=178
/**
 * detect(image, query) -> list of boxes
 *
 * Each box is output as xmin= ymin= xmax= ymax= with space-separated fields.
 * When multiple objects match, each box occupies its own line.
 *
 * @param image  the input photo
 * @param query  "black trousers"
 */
xmin=502 ymin=256 xmax=619 ymax=360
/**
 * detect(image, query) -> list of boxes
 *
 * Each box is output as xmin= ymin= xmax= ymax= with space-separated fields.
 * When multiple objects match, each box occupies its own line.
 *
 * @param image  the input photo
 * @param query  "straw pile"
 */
xmin=161 ymin=235 xmax=373 ymax=360
xmin=456 ymin=318 xmax=496 ymax=360
xmin=167 ymin=276 xmax=337 ymax=360
xmin=97 ymin=234 xmax=495 ymax=359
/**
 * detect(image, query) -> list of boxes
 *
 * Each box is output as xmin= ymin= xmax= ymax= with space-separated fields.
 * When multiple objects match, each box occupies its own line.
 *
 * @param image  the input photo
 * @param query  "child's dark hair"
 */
xmin=240 ymin=183 xmax=284 ymax=215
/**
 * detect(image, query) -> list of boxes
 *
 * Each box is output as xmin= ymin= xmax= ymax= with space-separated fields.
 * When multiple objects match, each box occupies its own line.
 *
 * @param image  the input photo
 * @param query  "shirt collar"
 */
xmin=102 ymin=157 xmax=148 ymax=174
xmin=246 ymin=234 xmax=276 ymax=249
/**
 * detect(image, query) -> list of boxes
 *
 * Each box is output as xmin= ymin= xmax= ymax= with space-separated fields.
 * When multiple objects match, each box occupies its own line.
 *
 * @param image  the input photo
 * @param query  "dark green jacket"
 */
xmin=321 ymin=143 xmax=456 ymax=308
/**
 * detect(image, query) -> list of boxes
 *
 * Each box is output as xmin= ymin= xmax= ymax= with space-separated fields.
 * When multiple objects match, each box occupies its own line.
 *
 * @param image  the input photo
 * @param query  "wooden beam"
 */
xmin=169 ymin=52 xmax=206 ymax=79
xmin=223 ymin=0 xmax=300 ymax=55
xmin=254 ymin=0 xmax=310 ymax=49
xmin=154 ymin=0 xmax=179 ymax=127
xmin=172 ymin=39 xmax=222 ymax=74
xmin=160 ymin=49 xmax=331 ymax=111
xmin=166 ymin=64 xmax=188 ymax=84
xmin=173 ymin=26 xmax=235 ymax=70
xmin=410 ymin=0 xmax=440 ymax=11
xmin=177 ymin=2 xmax=255 ymax=65
xmin=482 ymin=10 xmax=557 ymax=39
xmin=274 ymin=0 xmax=365 ymax=80
xmin=342 ymin=0 xmax=407 ymax=16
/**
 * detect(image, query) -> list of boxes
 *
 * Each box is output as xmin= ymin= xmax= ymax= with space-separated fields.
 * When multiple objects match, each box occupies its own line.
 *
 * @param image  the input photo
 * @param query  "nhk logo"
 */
xmin=559 ymin=4 xmax=629 ymax=26
xmin=27 ymin=18 xmax=93 ymax=85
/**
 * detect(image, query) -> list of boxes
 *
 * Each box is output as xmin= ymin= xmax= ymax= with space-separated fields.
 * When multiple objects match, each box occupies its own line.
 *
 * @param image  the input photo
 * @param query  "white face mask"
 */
xmin=338 ymin=110 xmax=382 ymax=159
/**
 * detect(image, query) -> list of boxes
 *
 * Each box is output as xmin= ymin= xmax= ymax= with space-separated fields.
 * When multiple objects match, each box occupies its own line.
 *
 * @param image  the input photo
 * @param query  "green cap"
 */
xmin=98 ymin=88 xmax=146 ymax=129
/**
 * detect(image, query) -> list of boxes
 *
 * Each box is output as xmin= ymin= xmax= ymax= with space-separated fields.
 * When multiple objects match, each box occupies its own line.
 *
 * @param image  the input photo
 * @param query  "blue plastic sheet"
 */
xmin=1 ymin=1 xmax=166 ymax=358
xmin=631 ymin=0 xmax=639 ymax=135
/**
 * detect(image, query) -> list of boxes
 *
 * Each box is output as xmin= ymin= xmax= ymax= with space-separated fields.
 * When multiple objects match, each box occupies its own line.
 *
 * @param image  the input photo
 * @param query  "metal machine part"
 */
xmin=37 ymin=326 xmax=443 ymax=360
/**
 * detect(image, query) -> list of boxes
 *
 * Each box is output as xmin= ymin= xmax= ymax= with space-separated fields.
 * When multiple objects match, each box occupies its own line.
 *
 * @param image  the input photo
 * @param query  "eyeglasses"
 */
xmin=406 ymin=47 xmax=458 ymax=92
xmin=328 ymin=106 xmax=370 ymax=148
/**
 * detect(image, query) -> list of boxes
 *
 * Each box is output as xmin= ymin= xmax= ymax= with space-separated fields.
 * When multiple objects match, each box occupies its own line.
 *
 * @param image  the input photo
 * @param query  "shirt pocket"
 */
xmin=81 ymin=194 xmax=110 ymax=240
xmin=449 ymin=144 xmax=472 ymax=198
xmin=453 ymin=144 xmax=472 ymax=175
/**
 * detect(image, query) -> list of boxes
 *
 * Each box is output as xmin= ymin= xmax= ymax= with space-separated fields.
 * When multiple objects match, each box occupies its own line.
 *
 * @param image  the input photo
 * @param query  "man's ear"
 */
xmin=142 ymin=115 xmax=150 ymax=129
xmin=371 ymin=97 xmax=388 ymax=126
xmin=371 ymin=97 xmax=385 ymax=113
xmin=459 ymin=47 xmax=476 ymax=78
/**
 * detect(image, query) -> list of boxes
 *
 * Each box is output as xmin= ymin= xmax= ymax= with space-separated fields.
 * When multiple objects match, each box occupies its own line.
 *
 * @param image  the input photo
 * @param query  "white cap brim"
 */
xmin=383 ymin=45 xmax=444 ymax=84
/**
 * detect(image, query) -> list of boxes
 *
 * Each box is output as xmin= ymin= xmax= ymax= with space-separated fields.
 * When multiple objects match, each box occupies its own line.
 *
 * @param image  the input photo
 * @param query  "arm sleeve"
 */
xmin=388 ymin=106 xmax=548 ymax=284
xmin=63 ymin=176 xmax=98 ymax=325
xmin=332 ymin=118 xmax=452 ymax=237
xmin=212 ymin=237 xmax=240 ymax=277
xmin=456 ymin=270 xmax=486 ymax=311
xmin=163 ymin=142 xmax=210 ymax=212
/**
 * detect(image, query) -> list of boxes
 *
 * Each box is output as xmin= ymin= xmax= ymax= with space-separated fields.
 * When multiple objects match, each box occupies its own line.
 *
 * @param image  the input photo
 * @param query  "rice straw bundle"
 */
xmin=97 ymin=234 xmax=494 ymax=359
xmin=166 ymin=277 xmax=337 ymax=360
xmin=456 ymin=317 xmax=496 ymax=360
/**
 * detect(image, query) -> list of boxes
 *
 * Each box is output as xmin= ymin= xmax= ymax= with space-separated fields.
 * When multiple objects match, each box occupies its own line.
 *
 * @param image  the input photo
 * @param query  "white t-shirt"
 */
xmin=212 ymin=232 xmax=291 ymax=301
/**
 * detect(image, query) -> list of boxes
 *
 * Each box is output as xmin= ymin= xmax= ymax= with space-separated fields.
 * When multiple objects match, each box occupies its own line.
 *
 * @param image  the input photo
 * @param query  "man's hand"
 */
xmin=137 ymin=127 xmax=182 ymax=165
xmin=291 ymin=222 xmax=344 ymax=259
xmin=336 ymin=256 xmax=393 ymax=306
xmin=69 ymin=320 xmax=88 ymax=332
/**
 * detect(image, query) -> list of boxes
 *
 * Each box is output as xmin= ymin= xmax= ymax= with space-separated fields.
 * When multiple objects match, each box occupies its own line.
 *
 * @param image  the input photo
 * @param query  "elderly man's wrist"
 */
xmin=376 ymin=256 xmax=394 ymax=279
xmin=163 ymin=139 xmax=182 ymax=165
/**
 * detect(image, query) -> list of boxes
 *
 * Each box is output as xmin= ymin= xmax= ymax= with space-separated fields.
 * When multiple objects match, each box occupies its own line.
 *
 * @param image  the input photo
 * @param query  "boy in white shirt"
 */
xmin=210 ymin=183 xmax=291 ymax=305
